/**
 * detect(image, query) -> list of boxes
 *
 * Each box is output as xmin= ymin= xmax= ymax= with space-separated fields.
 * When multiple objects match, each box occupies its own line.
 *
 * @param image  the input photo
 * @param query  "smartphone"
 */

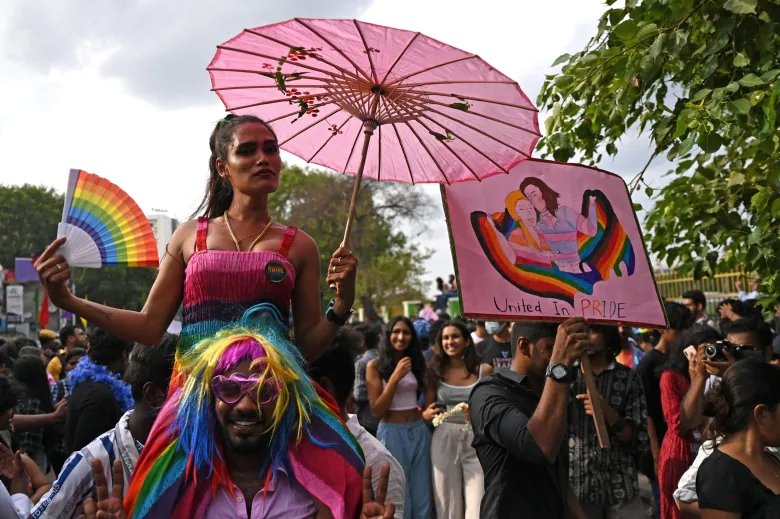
xmin=684 ymin=345 xmax=697 ymax=361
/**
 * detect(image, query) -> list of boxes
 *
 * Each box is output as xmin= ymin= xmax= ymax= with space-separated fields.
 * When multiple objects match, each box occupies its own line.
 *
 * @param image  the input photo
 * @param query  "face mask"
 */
xmin=485 ymin=322 xmax=504 ymax=335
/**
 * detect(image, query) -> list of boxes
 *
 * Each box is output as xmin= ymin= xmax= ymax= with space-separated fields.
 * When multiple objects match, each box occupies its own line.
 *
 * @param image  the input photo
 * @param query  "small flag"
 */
xmin=38 ymin=290 xmax=49 ymax=329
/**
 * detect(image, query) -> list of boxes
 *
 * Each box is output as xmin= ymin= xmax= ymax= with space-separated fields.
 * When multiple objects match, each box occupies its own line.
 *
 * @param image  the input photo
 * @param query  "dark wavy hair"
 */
xmin=124 ymin=334 xmax=177 ymax=402
xmin=431 ymin=320 xmax=479 ymax=381
xmin=13 ymin=356 xmax=53 ymax=413
xmin=378 ymin=316 xmax=426 ymax=397
xmin=192 ymin=114 xmax=278 ymax=219
xmin=0 ymin=375 xmax=18 ymax=413
xmin=519 ymin=177 xmax=560 ymax=216
xmin=704 ymin=358 xmax=780 ymax=441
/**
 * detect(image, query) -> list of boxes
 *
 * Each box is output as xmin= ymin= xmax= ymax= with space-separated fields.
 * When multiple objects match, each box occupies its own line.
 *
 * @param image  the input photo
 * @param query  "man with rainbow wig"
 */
xmin=123 ymin=305 xmax=365 ymax=519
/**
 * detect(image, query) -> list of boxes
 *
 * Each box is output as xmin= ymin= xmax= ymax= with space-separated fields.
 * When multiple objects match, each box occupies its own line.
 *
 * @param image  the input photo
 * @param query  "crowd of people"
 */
xmin=1 ymin=294 xmax=777 ymax=518
xmin=0 ymin=114 xmax=778 ymax=519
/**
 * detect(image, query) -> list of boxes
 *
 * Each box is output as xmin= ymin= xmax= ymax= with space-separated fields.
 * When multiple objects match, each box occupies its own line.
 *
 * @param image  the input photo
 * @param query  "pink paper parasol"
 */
xmin=208 ymin=18 xmax=540 ymax=245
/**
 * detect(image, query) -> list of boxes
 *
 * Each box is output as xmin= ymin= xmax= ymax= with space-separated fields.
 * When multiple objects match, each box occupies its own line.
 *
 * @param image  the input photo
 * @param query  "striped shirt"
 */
xmin=30 ymin=411 xmax=140 ymax=519
xmin=568 ymin=361 xmax=649 ymax=506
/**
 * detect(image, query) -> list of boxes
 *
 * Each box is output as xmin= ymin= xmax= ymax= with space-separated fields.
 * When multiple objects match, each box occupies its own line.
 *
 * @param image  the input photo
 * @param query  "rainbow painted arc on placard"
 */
xmin=65 ymin=170 xmax=159 ymax=267
xmin=470 ymin=189 xmax=635 ymax=306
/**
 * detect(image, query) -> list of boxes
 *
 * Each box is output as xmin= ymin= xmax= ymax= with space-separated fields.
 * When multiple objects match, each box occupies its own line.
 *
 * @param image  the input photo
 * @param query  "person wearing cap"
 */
xmin=479 ymin=321 xmax=512 ymax=375
xmin=37 ymin=329 xmax=58 ymax=360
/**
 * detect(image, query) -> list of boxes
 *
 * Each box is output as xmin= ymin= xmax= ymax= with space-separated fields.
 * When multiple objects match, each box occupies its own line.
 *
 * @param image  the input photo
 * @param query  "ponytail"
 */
xmin=703 ymin=358 xmax=780 ymax=442
xmin=192 ymin=114 xmax=278 ymax=219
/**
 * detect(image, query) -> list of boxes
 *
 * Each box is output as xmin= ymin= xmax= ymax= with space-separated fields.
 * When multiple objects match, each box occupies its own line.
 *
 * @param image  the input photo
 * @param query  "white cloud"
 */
xmin=0 ymin=0 xmax=665 ymax=299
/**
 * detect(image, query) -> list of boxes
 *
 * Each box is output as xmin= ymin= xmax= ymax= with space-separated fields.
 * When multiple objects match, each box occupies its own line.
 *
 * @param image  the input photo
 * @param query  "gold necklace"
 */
xmin=224 ymin=213 xmax=274 ymax=252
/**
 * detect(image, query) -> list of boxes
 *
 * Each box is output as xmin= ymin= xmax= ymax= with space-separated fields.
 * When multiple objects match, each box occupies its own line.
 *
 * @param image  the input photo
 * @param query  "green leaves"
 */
xmin=614 ymin=20 xmax=639 ymax=40
xmin=733 ymin=52 xmax=750 ymax=67
xmin=724 ymin=0 xmax=758 ymax=14
xmin=731 ymin=98 xmax=752 ymax=114
xmin=738 ymin=73 xmax=765 ymax=88
xmin=697 ymin=132 xmax=724 ymax=153
xmin=536 ymin=0 xmax=780 ymax=304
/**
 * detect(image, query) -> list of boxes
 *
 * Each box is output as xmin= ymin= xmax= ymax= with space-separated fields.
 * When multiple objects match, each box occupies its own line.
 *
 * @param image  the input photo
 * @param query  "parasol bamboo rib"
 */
xmin=212 ymin=83 xmax=330 ymax=91
xmin=580 ymin=355 xmax=611 ymax=449
xmin=384 ymin=55 xmax=478 ymax=88
xmin=418 ymin=108 xmax=533 ymax=157
xmin=306 ymin=117 xmax=352 ymax=163
xmin=263 ymin=100 xmax=340 ymax=124
xmin=403 ymin=120 xmax=451 ymax=185
xmin=416 ymin=113 xmax=510 ymax=174
xmin=279 ymin=107 xmax=342 ymax=146
xmin=402 ymin=89 xmax=539 ymax=112
xmin=353 ymin=19 xmax=378 ymax=84
xmin=243 ymin=27 xmax=371 ymax=84
xmin=214 ymin=44 xmax=356 ymax=82
xmin=292 ymin=19 xmax=374 ymax=84
xmin=368 ymin=91 xmax=520 ymax=171
xmin=379 ymin=32 xmax=421 ymax=85
xmin=341 ymin=123 xmax=363 ymax=174
xmin=413 ymin=118 xmax=481 ymax=182
xmin=424 ymin=101 xmax=542 ymax=136
xmin=225 ymin=96 xmax=333 ymax=112
xmin=391 ymin=124 xmax=416 ymax=185
xmin=395 ymin=80 xmax=518 ymax=88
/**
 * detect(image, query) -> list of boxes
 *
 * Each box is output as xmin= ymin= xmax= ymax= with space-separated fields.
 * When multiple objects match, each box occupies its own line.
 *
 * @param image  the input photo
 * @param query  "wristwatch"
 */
xmin=325 ymin=299 xmax=353 ymax=326
xmin=545 ymin=363 xmax=571 ymax=383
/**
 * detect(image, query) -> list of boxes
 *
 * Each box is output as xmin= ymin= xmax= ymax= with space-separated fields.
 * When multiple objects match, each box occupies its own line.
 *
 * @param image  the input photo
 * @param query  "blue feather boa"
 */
xmin=68 ymin=357 xmax=135 ymax=413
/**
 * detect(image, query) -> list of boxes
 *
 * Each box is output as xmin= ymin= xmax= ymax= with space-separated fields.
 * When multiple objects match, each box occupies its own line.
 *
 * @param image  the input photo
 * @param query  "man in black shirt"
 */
xmin=469 ymin=318 xmax=591 ymax=519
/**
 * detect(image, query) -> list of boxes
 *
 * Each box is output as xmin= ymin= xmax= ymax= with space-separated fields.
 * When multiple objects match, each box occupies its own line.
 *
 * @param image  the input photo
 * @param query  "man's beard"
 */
xmin=219 ymin=410 xmax=270 ymax=454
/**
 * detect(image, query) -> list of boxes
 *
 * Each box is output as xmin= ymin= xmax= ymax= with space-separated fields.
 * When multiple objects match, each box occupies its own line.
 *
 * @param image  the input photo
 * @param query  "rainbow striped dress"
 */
xmin=125 ymin=218 xmax=364 ymax=519
xmin=177 ymin=217 xmax=298 ymax=357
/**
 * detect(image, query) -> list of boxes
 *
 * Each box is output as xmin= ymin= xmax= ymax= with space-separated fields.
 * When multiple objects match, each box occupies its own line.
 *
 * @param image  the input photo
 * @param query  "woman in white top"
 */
xmin=423 ymin=320 xmax=485 ymax=519
xmin=366 ymin=316 xmax=431 ymax=519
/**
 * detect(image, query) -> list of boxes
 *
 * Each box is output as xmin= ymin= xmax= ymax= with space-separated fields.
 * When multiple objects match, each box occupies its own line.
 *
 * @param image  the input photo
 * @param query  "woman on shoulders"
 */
xmin=423 ymin=320 xmax=484 ymax=519
xmin=35 ymin=114 xmax=356 ymax=362
xmin=696 ymin=359 xmax=780 ymax=518
xmin=366 ymin=316 xmax=431 ymax=519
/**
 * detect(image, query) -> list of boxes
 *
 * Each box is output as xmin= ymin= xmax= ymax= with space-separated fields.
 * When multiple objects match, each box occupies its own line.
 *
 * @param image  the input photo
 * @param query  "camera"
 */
xmin=704 ymin=340 xmax=763 ymax=362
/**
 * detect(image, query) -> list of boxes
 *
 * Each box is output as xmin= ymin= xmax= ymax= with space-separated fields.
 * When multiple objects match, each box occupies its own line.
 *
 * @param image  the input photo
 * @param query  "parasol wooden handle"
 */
xmin=580 ymin=355 xmax=611 ymax=449
xmin=341 ymin=123 xmax=376 ymax=247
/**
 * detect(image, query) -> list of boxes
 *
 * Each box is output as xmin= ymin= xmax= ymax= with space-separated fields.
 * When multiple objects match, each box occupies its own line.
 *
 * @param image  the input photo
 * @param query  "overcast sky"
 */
xmin=0 ymin=0 xmax=669 ymax=297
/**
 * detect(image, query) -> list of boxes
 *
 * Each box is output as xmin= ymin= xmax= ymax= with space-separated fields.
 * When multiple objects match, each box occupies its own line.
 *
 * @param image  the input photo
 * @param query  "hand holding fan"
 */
xmin=56 ymin=169 xmax=159 ymax=268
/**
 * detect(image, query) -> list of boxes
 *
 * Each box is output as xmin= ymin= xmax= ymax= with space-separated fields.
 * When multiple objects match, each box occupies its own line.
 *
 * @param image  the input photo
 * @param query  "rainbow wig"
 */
xmin=125 ymin=304 xmax=365 ymax=519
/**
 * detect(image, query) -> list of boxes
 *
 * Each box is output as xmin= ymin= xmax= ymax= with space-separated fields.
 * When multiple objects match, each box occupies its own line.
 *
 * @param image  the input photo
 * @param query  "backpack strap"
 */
xmin=195 ymin=217 xmax=209 ymax=252
xmin=278 ymin=227 xmax=298 ymax=257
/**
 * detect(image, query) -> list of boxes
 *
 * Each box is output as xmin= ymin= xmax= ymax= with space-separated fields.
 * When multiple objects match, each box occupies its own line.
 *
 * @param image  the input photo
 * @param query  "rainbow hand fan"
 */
xmin=57 ymin=169 xmax=159 ymax=268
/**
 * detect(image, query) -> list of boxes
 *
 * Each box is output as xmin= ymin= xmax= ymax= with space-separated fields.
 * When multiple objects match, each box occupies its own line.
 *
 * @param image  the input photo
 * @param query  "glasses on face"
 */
xmin=211 ymin=374 xmax=279 ymax=405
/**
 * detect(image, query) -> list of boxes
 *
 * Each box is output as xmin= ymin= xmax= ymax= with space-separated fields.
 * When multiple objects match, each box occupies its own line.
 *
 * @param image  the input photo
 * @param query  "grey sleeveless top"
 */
xmin=436 ymin=380 xmax=478 ymax=424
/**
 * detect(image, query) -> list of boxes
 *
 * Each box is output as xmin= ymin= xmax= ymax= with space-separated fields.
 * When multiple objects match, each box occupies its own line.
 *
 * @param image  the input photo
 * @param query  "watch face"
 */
xmin=552 ymin=365 xmax=568 ymax=379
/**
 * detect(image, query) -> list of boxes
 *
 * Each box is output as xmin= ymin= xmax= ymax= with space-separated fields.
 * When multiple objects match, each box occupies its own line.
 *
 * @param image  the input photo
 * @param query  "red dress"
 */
xmin=658 ymin=370 xmax=695 ymax=519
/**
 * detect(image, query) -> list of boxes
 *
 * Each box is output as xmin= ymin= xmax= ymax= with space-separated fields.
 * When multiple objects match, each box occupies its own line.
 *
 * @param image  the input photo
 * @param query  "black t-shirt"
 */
xmin=469 ymin=371 xmax=569 ymax=519
xmin=636 ymin=348 xmax=668 ymax=442
xmin=64 ymin=381 xmax=122 ymax=453
xmin=697 ymin=449 xmax=780 ymax=518
xmin=480 ymin=337 xmax=513 ymax=371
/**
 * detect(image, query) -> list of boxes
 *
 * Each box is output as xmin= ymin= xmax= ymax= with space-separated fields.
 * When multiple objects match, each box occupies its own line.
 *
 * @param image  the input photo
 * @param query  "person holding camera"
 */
xmin=696 ymin=359 xmax=780 ymax=517
xmin=657 ymin=324 xmax=720 ymax=519
xmin=679 ymin=319 xmax=773 ymax=437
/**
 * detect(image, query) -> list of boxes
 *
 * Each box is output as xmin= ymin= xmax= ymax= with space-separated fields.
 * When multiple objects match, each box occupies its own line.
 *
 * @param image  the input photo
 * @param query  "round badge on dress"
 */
xmin=265 ymin=260 xmax=287 ymax=283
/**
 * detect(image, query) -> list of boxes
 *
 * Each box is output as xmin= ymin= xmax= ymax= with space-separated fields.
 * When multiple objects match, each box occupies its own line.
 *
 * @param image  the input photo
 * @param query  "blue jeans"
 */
xmin=378 ymin=420 xmax=432 ymax=519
